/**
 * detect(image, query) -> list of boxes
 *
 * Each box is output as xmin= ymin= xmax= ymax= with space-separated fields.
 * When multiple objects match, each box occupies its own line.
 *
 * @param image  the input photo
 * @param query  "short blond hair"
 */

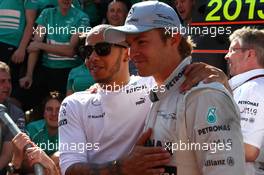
xmin=0 ymin=61 xmax=10 ymax=73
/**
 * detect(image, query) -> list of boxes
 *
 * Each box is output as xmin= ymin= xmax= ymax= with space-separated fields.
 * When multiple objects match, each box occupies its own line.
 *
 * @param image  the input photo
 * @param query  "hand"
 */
xmin=11 ymin=48 xmax=26 ymax=63
xmin=121 ymin=129 xmax=171 ymax=175
xmin=26 ymin=147 xmax=58 ymax=175
xmin=27 ymin=41 xmax=41 ymax=53
xmin=50 ymin=152 xmax=61 ymax=175
xmin=19 ymin=75 xmax=33 ymax=89
xmin=86 ymin=83 xmax=100 ymax=93
xmin=180 ymin=62 xmax=229 ymax=92
xmin=12 ymin=133 xmax=34 ymax=168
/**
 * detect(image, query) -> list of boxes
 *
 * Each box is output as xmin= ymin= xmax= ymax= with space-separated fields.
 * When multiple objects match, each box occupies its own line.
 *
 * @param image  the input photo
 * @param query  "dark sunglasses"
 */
xmin=79 ymin=42 xmax=127 ymax=59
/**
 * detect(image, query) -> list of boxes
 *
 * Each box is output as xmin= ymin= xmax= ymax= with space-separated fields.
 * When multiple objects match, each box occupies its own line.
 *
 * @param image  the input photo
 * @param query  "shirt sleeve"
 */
xmin=186 ymin=88 xmax=246 ymax=175
xmin=66 ymin=69 xmax=74 ymax=91
xmin=36 ymin=8 xmax=49 ymax=27
xmin=238 ymin=85 xmax=264 ymax=149
xmin=59 ymin=96 xmax=89 ymax=175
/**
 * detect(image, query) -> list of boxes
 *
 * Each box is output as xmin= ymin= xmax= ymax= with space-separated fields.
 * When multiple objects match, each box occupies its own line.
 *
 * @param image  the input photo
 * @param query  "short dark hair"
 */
xmin=41 ymin=91 xmax=64 ymax=114
xmin=108 ymin=0 xmax=132 ymax=13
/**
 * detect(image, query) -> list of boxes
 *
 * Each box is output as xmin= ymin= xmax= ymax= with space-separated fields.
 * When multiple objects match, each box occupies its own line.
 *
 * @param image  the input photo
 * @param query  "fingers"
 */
xmin=11 ymin=54 xmax=17 ymax=63
xmin=19 ymin=77 xmax=32 ymax=89
xmin=137 ymin=145 xmax=168 ymax=154
xmin=26 ymin=147 xmax=42 ymax=164
xmin=136 ymin=128 xmax=152 ymax=145
xmin=143 ymin=153 xmax=171 ymax=168
xmin=203 ymin=74 xmax=219 ymax=83
xmin=180 ymin=76 xmax=200 ymax=93
xmin=13 ymin=133 xmax=32 ymax=148
xmin=145 ymin=168 xmax=165 ymax=175
xmin=86 ymin=83 xmax=100 ymax=93
xmin=130 ymin=146 xmax=171 ymax=171
xmin=11 ymin=53 xmax=24 ymax=64
xmin=184 ymin=62 xmax=206 ymax=76
xmin=144 ymin=152 xmax=171 ymax=161
xmin=26 ymin=147 xmax=52 ymax=169
xmin=181 ymin=62 xmax=227 ymax=92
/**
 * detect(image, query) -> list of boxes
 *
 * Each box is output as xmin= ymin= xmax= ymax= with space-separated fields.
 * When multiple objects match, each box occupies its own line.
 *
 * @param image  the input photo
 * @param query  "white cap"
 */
xmin=104 ymin=1 xmax=183 ymax=43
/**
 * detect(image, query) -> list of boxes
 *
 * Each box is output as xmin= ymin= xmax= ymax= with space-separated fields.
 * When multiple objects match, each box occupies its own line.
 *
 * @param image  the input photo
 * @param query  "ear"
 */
xmin=170 ymin=33 xmax=181 ymax=47
xmin=247 ymin=49 xmax=256 ymax=59
xmin=122 ymin=48 xmax=129 ymax=62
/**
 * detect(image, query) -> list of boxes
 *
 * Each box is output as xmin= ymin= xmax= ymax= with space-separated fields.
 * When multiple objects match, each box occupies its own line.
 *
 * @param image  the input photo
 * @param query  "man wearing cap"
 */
xmin=104 ymin=1 xmax=245 ymax=175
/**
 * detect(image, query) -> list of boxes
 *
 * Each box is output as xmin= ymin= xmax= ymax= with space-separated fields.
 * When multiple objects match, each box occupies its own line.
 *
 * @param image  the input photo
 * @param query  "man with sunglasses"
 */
xmin=59 ymin=24 xmax=171 ymax=175
xmin=104 ymin=1 xmax=245 ymax=175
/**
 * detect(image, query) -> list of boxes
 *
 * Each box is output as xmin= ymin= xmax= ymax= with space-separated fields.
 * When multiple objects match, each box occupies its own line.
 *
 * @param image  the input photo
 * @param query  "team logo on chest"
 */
xmin=206 ymin=107 xmax=218 ymax=124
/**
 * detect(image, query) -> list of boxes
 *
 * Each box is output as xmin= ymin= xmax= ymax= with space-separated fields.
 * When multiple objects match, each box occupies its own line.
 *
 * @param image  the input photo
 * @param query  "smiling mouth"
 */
xmin=90 ymin=66 xmax=104 ymax=72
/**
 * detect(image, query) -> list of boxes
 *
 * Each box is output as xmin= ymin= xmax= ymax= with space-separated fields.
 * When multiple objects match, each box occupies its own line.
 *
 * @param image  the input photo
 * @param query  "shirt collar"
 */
xmin=149 ymin=56 xmax=192 ymax=102
xmin=229 ymin=69 xmax=264 ymax=90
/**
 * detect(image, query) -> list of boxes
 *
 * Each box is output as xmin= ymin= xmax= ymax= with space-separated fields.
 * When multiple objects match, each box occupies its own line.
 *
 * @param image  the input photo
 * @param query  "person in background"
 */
xmin=0 ymin=0 xmax=30 ymax=107
xmin=225 ymin=27 xmax=264 ymax=175
xmin=172 ymin=0 xmax=194 ymax=25
xmin=12 ymin=0 xmax=82 ymax=111
xmin=26 ymin=91 xmax=64 ymax=157
xmin=105 ymin=0 xmax=131 ymax=26
xmin=19 ymin=0 xmax=90 ymax=102
xmin=0 ymin=61 xmax=25 ymax=175
xmin=25 ymin=91 xmax=64 ymax=174
xmin=81 ymin=0 xmax=102 ymax=27
xmin=104 ymin=0 xmax=137 ymax=75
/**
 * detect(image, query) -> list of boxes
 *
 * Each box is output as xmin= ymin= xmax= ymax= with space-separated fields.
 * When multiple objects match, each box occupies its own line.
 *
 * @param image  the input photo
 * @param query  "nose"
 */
xmin=52 ymin=110 xmax=57 ymax=116
xmin=177 ymin=2 xmax=183 ymax=9
xmin=87 ymin=50 xmax=100 ymax=69
xmin=128 ymin=44 xmax=139 ymax=60
xmin=114 ymin=10 xmax=119 ymax=16
xmin=224 ymin=52 xmax=230 ymax=61
xmin=89 ymin=50 xmax=100 ymax=61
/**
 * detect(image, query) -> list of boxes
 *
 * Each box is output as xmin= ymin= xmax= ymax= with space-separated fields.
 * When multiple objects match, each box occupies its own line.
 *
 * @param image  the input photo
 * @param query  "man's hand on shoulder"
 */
xmin=180 ymin=62 xmax=230 ymax=93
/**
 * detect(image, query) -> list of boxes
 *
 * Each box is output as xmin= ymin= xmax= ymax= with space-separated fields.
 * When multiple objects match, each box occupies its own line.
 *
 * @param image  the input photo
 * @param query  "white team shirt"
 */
xmin=59 ymin=75 xmax=155 ymax=175
xmin=229 ymin=69 xmax=264 ymax=175
xmin=144 ymin=57 xmax=246 ymax=175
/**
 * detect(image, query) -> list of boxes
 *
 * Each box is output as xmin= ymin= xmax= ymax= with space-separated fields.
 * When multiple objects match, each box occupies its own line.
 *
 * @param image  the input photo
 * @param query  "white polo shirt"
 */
xmin=59 ymin=75 xmax=155 ymax=175
xmin=229 ymin=69 xmax=264 ymax=175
